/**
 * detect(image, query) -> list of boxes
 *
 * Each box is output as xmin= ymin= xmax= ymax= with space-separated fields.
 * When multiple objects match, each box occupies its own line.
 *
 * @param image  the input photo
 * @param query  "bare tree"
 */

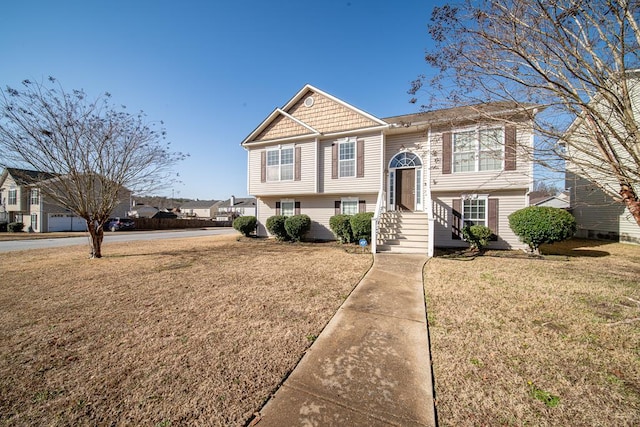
xmin=411 ymin=0 xmax=640 ymax=225
xmin=0 ymin=77 xmax=185 ymax=258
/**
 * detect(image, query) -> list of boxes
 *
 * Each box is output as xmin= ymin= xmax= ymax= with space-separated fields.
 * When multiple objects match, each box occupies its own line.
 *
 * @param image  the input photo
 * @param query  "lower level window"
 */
xmin=341 ymin=199 xmax=358 ymax=215
xmin=463 ymin=198 xmax=486 ymax=226
xmin=30 ymin=214 xmax=38 ymax=230
xmin=281 ymin=200 xmax=294 ymax=217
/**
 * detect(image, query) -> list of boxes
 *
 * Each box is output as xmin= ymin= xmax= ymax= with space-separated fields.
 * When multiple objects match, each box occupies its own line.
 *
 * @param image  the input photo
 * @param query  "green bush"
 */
xmin=0 ymin=222 xmax=7 ymax=232
xmin=266 ymin=215 xmax=289 ymax=241
xmin=284 ymin=214 xmax=311 ymax=242
xmin=329 ymin=214 xmax=354 ymax=243
xmin=232 ymin=215 xmax=257 ymax=237
xmin=508 ymin=206 xmax=576 ymax=254
xmin=8 ymin=222 xmax=24 ymax=232
xmin=350 ymin=212 xmax=374 ymax=242
xmin=462 ymin=224 xmax=494 ymax=251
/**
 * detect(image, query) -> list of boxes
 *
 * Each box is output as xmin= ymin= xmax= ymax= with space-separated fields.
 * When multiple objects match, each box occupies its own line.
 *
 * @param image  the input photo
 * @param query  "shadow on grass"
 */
xmin=541 ymin=238 xmax=611 ymax=258
xmin=435 ymin=238 xmax=612 ymax=260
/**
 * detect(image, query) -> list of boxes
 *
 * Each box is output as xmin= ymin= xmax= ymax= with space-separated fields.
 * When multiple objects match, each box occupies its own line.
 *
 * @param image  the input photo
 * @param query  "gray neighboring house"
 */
xmin=530 ymin=192 xmax=570 ymax=209
xmin=179 ymin=200 xmax=222 ymax=219
xmin=217 ymin=196 xmax=256 ymax=217
xmin=564 ymin=71 xmax=640 ymax=244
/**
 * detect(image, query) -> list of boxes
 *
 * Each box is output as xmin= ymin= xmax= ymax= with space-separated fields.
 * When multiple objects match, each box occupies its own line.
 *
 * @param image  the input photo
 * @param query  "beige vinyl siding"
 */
xmin=386 ymin=133 xmax=428 ymax=168
xmin=432 ymin=190 xmax=528 ymax=250
xmin=430 ymin=123 xmax=533 ymax=192
xmin=320 ymin=132 xmax=382 ymax=194
xmin=247 ymin=139 xmax=316 ymax=196
xmin=255 ymin=194 xmax=377 ymax=240
xmin=255 ymin=115 xmax=313 ymax=142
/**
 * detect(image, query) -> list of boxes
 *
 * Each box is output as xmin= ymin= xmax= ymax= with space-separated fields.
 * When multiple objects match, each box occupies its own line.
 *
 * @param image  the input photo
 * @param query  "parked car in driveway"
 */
xmin=105 ymin=218 xmax=135 ymax=232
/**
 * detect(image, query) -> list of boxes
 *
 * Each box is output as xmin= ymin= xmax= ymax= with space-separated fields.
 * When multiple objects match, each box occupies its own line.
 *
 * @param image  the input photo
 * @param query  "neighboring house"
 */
xmin=128 ymin=204 xmax=159 ymax=218
xmin=179 ymin=200 xmax=221 ymax=219
xmin=0 ymin=167 xmax=129 ymax=232
xmin=530 ymin=192 xmax=570 ymax=209
xmin=217 ymin=196 xmax=257 ymax=217
xmin=241 ymin=84 xmax=539 ymax=254
xmin=564 ymin=72 xmax=640 ymax=244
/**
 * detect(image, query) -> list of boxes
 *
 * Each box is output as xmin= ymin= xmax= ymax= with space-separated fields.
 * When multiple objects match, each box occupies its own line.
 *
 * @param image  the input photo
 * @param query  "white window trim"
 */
xmin=340 ymin=197 xmax=359 ymax=215
xmin=280 ymin=199 xmax=295 ymax=217
xmin=338 ymin=137 xmax=357 ymax=178
xmin=461 ymin=194 xmax=489 ymax=227
xmin=453 ymin=126 xmax=505 ymax=173
xmin=30 ymin=189 xmax=40 ymax=205
xmin=8 ymin=189 xmax=17 ymax=205
xmin=266 ymin=145 xmax=295 ymax=182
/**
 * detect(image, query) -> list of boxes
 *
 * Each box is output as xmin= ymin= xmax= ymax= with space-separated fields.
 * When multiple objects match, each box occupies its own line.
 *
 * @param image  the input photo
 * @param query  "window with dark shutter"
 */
xmin=261 ymin=151 xmax=266 ymax=183
xmin=358 ymin=200 xmax=366 ymax=213
xmin=442 ymin=132 xmax=452 ymax=174
xmin=332 ymin=143 xmax=338 ymax=179
xmin=295 ymin=147 xmax=301 ymax=181
xmin=356 ymin=140 xmax=364 ymax=178
xmin=488 ymin=198 xmax=498 ymax=240
xmin=452 ymin=198 xmax=462 ymax=240
xmin=504 ymin=125 xmax=517 ymax=171
xmin=275 ymin=201 xmax=281 ymax=215
xmin=334 ymin=200 xmax=341 ymax=215
xmin=295 ymin=201 xmax=301 ymax=215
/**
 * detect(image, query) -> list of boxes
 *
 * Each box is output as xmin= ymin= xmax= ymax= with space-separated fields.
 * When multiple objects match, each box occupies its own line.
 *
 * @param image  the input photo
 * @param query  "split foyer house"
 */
xmin=241 ymin=85 xmax=539 ymax=254
xmin=0 ymin=167 xmax=130 ymax=232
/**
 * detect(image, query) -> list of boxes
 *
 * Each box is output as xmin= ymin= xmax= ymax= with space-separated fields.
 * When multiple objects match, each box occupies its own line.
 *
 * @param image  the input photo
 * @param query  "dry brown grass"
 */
xmin=0 ymin=235 xmax=372 ymax=426
xmin=425 ymin=239 xmax=640 ymax=426
xmin=0 ymin=232 xmax=85 ymax=241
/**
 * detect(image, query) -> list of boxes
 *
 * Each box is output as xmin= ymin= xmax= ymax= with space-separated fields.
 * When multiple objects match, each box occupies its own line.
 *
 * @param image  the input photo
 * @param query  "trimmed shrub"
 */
xmin=266 ymin=215 xmax=289 ymax=241
xmin=462 ymin=224 xmax=494 ymax=251
xmin=329 ymin=214 xmax=354 ymax=243
xmin=8 ymin=222 xmax=24 ymax=232
xmin=232 ymin=215 xmax=257 ymax=237
xmin=350 ymin=212 xmax=374 ymax=242
xmin=508 ymin=206 xmax=576 ymax=254
xmin=0 ymin=222 xmax=7 ymax=232
xmin=284 ymin=214 xmax=311 ymax=242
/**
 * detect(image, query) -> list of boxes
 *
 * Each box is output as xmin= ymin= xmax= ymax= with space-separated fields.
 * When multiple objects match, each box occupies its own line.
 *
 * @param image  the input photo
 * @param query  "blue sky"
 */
xmin=2 ymin=0 xmax=446 ymax=199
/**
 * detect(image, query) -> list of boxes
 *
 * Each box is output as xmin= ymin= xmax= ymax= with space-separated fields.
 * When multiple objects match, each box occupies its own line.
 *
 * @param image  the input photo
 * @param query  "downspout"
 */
xmin=426 ymin=127 xmax=434 ymax=257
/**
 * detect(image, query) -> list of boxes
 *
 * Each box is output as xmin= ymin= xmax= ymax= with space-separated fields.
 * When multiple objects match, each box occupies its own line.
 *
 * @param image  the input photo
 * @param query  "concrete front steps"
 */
xmin=376 ymin=211 xmax=429 ymax=254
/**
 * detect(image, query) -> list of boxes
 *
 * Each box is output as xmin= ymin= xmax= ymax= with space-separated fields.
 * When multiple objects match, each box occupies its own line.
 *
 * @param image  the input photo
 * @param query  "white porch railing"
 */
xmin=371 ymin=190 xmax=386 ymax=254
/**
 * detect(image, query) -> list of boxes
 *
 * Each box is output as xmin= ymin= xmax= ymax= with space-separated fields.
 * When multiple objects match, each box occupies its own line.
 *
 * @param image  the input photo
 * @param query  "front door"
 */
xmin=396 ymin=168 xmax=415 ymax=211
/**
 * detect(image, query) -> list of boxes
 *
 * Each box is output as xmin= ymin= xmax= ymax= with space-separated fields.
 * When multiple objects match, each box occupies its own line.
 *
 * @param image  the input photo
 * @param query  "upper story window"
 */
xmin=30 ymin=189 xmax=40 ymax=205
xmin=267 ymin=146 xmax=294 ymax=181
xmin=339 ymin=139 xmax=356 ymax=177
xmin=453 ymin=127 xmax=504 ymax=173
xmin=8 ymin=189 xmax=17 ymax=205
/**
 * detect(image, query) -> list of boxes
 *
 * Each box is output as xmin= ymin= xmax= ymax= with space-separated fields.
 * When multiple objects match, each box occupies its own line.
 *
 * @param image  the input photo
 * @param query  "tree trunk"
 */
xmin=620 ymin=184 xmax=640 ymax=228
xmin=87 ymin=220 xmax=104 ymax=259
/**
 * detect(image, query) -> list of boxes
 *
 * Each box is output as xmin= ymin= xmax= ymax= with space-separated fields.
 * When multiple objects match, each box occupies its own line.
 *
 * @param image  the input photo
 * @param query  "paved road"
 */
xmin=0 ymin=228 xmax=237 ymax=253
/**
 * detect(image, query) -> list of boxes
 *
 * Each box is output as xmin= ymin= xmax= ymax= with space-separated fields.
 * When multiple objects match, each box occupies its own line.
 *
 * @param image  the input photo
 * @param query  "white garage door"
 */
xmin=48 ymin=214 xmax=87 ymax=232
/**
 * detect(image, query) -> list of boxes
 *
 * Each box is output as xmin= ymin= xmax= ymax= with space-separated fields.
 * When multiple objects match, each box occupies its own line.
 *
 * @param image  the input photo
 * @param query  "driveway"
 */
xmin=0 ymin=228 xmax=237 ymax=253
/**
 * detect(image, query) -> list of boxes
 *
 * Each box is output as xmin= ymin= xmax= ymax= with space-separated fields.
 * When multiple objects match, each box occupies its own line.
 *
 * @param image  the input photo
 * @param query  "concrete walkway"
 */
xmin=253 ymin=254 xmax=436 ymax=427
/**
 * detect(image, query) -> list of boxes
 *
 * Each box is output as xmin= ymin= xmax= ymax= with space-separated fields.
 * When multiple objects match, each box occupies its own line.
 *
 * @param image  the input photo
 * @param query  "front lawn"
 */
xmin=0 ymin=235 xmax=372 ymax=426
xmin=425 ymin=239 xmax=640 ymax=426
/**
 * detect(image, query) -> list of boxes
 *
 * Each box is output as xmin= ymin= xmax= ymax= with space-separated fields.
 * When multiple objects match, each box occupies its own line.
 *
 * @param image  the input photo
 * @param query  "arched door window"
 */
xmin=389 ymin=151 xmax=422 ymax=168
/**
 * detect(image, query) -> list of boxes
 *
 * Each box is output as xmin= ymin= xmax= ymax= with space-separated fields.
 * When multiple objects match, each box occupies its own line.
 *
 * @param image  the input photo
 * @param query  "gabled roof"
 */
xmin=242 ymin=84 xmax=388 ymax=145
xmin=179 ymin=200 xmax=221 ymax=209
xmin=2 ymin=168 xmax=58 ymax=185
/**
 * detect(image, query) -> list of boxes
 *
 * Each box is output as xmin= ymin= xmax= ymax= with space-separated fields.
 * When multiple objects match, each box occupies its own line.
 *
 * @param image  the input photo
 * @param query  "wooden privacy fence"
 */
xmin=133 ymin=218 xmax=233 ymax=230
